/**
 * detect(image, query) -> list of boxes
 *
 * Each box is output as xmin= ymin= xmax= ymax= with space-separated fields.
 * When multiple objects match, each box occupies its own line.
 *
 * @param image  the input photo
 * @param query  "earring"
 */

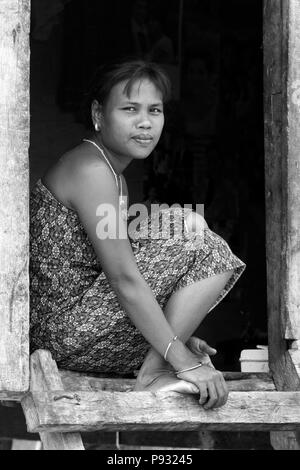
xmin=95 ymin=122 xmax=100 ymax=132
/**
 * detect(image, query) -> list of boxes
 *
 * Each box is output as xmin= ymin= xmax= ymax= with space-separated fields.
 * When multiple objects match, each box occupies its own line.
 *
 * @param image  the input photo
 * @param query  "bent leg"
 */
xmin=134 ymin=210 xmax=243 ymax=392
xmin=164 ymin=269 xmax=234 ymax=342
xmin=131 ymin=207 xmax=245 ymax=391
xmin=134 ymin=269 xmax=233 ymax=392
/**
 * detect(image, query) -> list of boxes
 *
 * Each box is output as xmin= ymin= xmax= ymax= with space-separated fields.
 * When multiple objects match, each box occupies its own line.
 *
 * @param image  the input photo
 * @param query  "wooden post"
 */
xmin=0 ymin=0 xmax=30 ymax=400
xmin=22 ymin=350 xmax=84 ymax=450
xmin=263 ymin=0 xmax=300 ymax=449
xmin=284 ymin=1 xmax=300 ymax=342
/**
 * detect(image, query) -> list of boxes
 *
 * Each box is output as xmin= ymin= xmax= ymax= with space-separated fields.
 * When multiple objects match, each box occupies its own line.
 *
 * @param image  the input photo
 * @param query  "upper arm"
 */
xmin=68 ymin=160 xmax=142 ymax=286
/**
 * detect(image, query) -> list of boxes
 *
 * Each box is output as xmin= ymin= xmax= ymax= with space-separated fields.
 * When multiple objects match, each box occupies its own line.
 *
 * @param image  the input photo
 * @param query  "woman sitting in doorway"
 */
xmin=30 ymin=59 xmax=245 ymax=410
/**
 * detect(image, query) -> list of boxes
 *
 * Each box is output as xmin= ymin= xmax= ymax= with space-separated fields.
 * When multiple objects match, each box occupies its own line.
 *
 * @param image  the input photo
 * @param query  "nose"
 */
xmin=136 ymin=112 xmax=152 ymax=129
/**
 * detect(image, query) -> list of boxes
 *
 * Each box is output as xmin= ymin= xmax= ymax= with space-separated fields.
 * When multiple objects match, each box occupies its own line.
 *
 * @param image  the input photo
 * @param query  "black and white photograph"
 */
xmin=0 ymin=0 xmax=299 ymax=454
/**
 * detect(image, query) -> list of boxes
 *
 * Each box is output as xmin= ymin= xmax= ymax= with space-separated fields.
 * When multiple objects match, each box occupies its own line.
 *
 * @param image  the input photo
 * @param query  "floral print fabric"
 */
xmin=30 ymin=179 xmax=245 ymax=374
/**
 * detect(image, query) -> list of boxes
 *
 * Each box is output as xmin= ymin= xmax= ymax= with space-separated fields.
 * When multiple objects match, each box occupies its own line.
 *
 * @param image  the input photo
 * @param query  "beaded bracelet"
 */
xmin=164 ymin=335 xmax=178 ymax=361
xmin=175 ymin=363 xmax=203 ymax=375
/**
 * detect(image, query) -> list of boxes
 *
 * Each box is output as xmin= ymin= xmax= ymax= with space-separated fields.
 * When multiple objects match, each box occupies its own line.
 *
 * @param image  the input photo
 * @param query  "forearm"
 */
xmin=113 ymin=276 xmax=198 ymax=370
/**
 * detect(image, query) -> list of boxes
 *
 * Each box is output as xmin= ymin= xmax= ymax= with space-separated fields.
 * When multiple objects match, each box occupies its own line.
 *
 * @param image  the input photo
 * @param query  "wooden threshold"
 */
xmin=59 ymin=370 xmax=276 ymax=393
xmin=20 ymin=350 xmax=300 ymax=446
xmin=0 ymin=391 xmax=27 ymax=402
xmin=22 ymin=389 xmax=300 ymax=433
xmin=0 ymin=370 xmax=277 ymax=401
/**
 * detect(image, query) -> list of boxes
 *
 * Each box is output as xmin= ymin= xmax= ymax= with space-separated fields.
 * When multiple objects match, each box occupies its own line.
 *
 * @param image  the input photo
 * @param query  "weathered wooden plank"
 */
xmin=59 ymin=370 xmax=276 ymax=392
xmin=263 ymin=0 xmax=300 ymax=388
xmin=264 ymin=0 xmax=300 ymax=449
xmin=21 ymin=350 xmax=84 ymax=450
xmin=268 ymin=348 xmax=300 ymax=449
xmin=264 ymin=0 xmax=290 ymax=387
xmin=0 ymin=0 xmax=30 ymax=396
xmin=22 ymin=390 xmax=300 ymax=433
xmin=11 ymin=439 xmax=42 ymax=450
xmin=284 ymin=0 xmax=300 ymax=340
xmin=117 ymin=445 xmax=200 ymax=451
xmin=275 ymin=347 xmax=300 ymax=448
xmin=19 ymin=373 xmax=282 ymax=402
xmin=288 ymin=348 xmax=300 ymax=378
xmin=270 ymin=431 xmax=300 ymax=450
xmin=39 ymin=433 xmax=85 ymax=451
xmin=0 ymin=391 xmax=26 ymax=401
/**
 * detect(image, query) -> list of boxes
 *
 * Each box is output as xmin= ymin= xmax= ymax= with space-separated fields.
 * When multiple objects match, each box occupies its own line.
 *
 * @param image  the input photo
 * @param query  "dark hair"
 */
xmin=82 ymin=59 xmax=172 ymax=129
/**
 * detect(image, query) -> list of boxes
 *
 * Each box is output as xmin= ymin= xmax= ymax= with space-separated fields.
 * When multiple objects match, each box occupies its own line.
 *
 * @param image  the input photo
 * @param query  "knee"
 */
xmin=185 ymin=212 xmax=208 ymax=233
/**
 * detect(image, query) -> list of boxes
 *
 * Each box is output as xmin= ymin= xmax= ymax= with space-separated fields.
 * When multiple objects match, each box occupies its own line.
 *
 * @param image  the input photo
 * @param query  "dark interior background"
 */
xmin=30 ymin=0 xmax=267 ymax=372
xmin=0 ymin=0 xmax=273 ymax=451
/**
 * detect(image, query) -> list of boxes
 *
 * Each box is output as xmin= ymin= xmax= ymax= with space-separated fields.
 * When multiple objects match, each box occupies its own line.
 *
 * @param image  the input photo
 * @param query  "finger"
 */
xmin=218 ymin=376 xmax=229 ymax=406
xmin=213 ymin=374 xmax=229 ymax=408
xmin=198 ymin=383 xmax=208 ymax=406
xmin=187 ymin=336 xmax=217 ymax=356
xmin=203 ymin=382 xmax=218 ymax=410
xmin=186 ymin=338 xmax=205 ymax=357
xmin=186 ymin=336 xmax=198 ymax=351
xmin=196 ymin=338 xmax=217 ymax=356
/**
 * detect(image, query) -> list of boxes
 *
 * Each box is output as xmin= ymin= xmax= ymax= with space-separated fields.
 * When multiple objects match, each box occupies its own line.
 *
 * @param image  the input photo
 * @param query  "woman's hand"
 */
xmin=178 ymin=338 xmax=228 ymax=409
xmin=176 ymin=362 xmax=229 ymax=410
xmin=186 ymin=336 xmax=216 ymax=368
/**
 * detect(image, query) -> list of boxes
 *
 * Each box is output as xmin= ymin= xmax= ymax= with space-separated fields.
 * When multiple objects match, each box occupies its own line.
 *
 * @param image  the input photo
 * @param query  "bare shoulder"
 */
xmin=42 ymin=141 xmax=109 ymax=210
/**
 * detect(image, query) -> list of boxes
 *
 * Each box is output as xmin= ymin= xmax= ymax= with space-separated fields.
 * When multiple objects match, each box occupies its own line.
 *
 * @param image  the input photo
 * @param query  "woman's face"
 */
xmin=98 ymin=78 xmax=165 ymax=161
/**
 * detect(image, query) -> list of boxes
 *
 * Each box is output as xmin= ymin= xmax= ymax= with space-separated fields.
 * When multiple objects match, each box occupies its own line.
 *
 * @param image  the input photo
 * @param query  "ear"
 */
xmin=91 ymin=99 xmax=103 ymax=129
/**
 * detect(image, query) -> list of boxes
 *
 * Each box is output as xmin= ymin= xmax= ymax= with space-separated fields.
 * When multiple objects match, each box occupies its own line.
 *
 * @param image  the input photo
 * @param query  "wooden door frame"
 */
xmin=0 ymin=0 xmax=299 ymax=405
xmin=263 ymin=0 xmax=300 ymax=391
xmin=0 ymin=0 xmax=30 ymax=400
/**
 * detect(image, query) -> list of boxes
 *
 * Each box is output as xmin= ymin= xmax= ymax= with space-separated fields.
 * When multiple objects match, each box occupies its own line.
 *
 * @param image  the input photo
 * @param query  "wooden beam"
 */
xmin=11 ymin=439 xmax=42 ymax=451
xmin=22 ymin=389 xmax=300 ymax=433
xmin=284 ymin=0 xmax=300 ymax=341
xmin=0 ymin=0 xmax=30 ymax=398
xmin=263 ymin=0 xmax=300 ymax=386
xmin=59 ymin=370 xmax=276 ymax=392
xmin=289 ymin=347 xmax=300 ymax=378
xmin=270 ymin=347 xmax=300 ymax=449
xmin=0 ymin=391 xmax=26 ymax=401
xmin=21 ymin=350 xmax=84 ymax=450
xmin=264 ymin=0 xmax=290 ymax=387
xmin=264 ymin=0 xmax=300 ymax=449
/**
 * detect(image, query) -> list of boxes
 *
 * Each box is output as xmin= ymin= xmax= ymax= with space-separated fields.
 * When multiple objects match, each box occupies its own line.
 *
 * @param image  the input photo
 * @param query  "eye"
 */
xmin=151 ymin=107 xmax=163 ymax=114
xmin=123 ymin=106 xmax=136 ymax=112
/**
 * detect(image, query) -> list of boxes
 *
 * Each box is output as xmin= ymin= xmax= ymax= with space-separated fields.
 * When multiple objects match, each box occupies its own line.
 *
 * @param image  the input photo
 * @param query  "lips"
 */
xmin=132 ymin=134 xmax=153 ymax=142
xmin=132 ymin=135 xmax=154 ymax=147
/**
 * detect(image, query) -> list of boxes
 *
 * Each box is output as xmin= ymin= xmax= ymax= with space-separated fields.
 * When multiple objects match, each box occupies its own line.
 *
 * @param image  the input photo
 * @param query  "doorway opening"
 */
xmin=30 ymin=0 xmax=266 ymax=371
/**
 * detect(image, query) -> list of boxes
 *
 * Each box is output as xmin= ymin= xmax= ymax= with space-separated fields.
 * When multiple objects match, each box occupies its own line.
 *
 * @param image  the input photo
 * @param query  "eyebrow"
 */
xmin=122 ymin=101 xmax=163 ymax=106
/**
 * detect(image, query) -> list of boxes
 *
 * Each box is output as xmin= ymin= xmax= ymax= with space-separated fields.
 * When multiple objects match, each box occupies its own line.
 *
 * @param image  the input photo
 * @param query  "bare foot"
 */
xmin=134 ymin=371 xmax=198 ymax=394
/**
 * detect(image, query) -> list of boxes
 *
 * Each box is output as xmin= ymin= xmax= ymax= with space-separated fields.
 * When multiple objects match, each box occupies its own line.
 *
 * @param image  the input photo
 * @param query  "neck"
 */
xmin=93 ymin=133 xmax=132 ymax=175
